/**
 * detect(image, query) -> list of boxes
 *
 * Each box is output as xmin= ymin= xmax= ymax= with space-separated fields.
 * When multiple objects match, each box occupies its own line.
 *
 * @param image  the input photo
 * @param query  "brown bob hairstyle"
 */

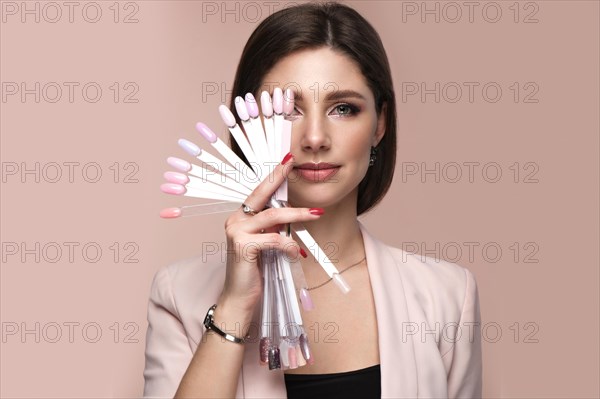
xmin=229 ymin=2 xmax=397 ymax=215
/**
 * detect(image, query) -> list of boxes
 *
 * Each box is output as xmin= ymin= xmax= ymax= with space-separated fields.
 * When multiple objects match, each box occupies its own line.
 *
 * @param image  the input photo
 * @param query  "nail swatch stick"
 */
xmin=272 ymin=88 xmax=284 ymax=162
xmin=178 ymin=139 xmax=254 ymax=191
xmin=280 ymin=255 xmax=304 ymax=328
xmin=235 ymin=96 xmax=270 ymax=175
xmin=177 ymin=137 xmax=258 ymax=190
xmin=193 ymin=124 xmax=260 ymax=189
xmin=246 ymin=93 xmax=272 ymax=161
xmin=182 ymin=185 xmax=246 ymax=202
xmin=235 ymin=96 xmax=270 ymax=179
xmin=219 ymin=104 xmax=261 ymax=178
xmin=283 ymin=88 xmax=295 ymax=116
xmin=183 ymin=175 xmax=249 ymax=202
xmin=167 ymin=156 xmax=253 ymax=196
xmin=291 ymin=223 xmax=348 ymax=288
xmin=178 ymin=138 xmax=231 ymax=177
xmin=260 ymin=91 xmax=276 ymax=160
xmin=160 ymin=202 xmax=243 ymax=219
xmin=260 ymin=252 xmax=271 ymax=342
xmin=274 ymin=90 xmax=294 ymax=202
xmin=161 ymin=183 xmax=246 ymax=203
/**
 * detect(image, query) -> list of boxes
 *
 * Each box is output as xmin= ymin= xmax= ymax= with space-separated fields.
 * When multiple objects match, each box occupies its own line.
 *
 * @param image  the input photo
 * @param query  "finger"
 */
xmin=239 ymin=207 xmax=324 ymax=234
xmin=235 ymin=233 xmax=305 ymax=262
xmin=256 ymin=225 xmax=278 ymax=235
xmin=240 ymin=152 xmax=294 ymax=214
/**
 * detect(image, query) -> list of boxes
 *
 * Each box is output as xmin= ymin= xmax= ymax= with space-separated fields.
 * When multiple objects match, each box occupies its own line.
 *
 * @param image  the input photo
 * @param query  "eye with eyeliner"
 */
xmin=329 ymin=102 xmax=360 ymax=117
xmin=285 ymin=102 xmax=361 ymax=120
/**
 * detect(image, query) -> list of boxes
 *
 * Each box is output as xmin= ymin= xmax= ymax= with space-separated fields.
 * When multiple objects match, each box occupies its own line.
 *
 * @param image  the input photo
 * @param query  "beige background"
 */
xmin=1 ymin=0 xmax=598 ymax=397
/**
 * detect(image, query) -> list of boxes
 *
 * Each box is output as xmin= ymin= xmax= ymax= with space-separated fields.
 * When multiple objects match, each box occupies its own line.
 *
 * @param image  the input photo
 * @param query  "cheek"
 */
xmin=344 ymin=122 xmax=377 ymax=161
xmin=349 ymin=141 xmax=371 ymax=165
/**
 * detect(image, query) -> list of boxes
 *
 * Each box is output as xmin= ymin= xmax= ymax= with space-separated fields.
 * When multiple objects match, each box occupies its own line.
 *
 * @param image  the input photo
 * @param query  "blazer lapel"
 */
xmin=360 ymin=222 xmax=419 ymax=398
xmin=240 ymin=223 xmax=419 ymax=398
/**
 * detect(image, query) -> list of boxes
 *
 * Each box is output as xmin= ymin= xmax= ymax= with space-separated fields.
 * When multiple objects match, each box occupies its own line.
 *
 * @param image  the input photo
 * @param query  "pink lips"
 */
xmin=294 ymin=163 xmax=340 ymax=182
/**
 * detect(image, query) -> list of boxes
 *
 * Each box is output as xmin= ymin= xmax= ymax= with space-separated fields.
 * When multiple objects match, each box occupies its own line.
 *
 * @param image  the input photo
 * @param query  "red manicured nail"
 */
xmin=300 ymin=248 xmax=307 ymax=258
xmin=281 ymin=152 xmax=293 ymax=165
xmin=309 ymin=208 xmax=325 ymax=216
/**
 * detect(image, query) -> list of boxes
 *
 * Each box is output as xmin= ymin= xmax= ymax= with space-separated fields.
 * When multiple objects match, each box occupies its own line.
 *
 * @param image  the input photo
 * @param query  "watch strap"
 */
xmin=203 ymin=304 xmax=245 ymax=344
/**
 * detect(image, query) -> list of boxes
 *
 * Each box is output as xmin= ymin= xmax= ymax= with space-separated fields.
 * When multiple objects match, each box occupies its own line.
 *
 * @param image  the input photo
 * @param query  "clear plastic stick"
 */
xmin=259 ymin=250 xmax=272 ymax=365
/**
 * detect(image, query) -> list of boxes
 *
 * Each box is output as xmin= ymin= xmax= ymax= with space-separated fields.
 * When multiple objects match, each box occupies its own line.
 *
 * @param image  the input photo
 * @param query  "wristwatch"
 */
xmin=203 ymin=304 xmax=245 ymax=344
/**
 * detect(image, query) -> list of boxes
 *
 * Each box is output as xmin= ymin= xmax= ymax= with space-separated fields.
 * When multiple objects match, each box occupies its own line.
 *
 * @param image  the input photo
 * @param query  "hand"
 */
xmin=218 ymin=153 xmax=324 ymax=316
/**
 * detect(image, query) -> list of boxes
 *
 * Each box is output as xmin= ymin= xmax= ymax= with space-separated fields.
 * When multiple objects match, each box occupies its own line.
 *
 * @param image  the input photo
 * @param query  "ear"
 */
xmin=373 ymin=103 xmax=387 ymax=147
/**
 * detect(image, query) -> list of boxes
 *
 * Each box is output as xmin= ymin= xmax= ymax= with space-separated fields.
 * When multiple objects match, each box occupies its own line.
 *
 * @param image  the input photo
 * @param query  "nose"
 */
xmin=297 ymin=113 xmax=331 ymax=154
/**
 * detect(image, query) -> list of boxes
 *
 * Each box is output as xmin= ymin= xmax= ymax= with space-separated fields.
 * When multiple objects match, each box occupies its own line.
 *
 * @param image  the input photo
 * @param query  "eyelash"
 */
xmin=290 ymin=103 xmax=361 ymax=118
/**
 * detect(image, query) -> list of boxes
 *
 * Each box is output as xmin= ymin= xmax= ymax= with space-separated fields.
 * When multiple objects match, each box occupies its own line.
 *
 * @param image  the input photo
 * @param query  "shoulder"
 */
xmin=387 ymin=245 xmax=476 ymax=293
xmin=148 ymin=253 xmax=227 ymax=332
xmin=360 ymin=223 xmax=476 ymax=303
xmin=160 ymin=253 xmax=227 ymax=292
xmin=381 ymin=243 xmax=478 ymax=323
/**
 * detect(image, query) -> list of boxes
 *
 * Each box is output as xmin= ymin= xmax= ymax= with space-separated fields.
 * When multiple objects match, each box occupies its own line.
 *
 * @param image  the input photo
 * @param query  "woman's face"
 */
xmin=260 ymin=47 xmax=386 ymax=210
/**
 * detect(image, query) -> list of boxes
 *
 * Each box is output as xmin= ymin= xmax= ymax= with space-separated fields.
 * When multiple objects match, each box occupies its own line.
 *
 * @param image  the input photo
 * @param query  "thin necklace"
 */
xmin=305 ymin=256 xmax=367 ymax=291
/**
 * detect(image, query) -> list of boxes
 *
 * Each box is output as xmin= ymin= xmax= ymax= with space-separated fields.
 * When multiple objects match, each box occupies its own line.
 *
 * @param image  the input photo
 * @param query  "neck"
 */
xmin=294 ymin=190 xmax=366 ymax=279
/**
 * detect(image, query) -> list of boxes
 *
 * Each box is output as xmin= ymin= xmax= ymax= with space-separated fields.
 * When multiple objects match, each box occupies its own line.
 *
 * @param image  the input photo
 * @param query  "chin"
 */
xmin=287 ymin=182 xmax=357 ymax=210
xmin=288 ymin=195 xmax=335 ymax=209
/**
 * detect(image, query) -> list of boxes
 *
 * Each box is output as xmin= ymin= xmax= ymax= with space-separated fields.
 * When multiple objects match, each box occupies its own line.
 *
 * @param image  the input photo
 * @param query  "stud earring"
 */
xmin=369 ymin=146 xmax=378 ymax=166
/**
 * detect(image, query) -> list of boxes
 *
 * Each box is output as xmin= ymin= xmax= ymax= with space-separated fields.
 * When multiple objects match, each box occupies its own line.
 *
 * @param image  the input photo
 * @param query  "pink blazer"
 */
xmin=143 ymin=223 xmax=482 ymax=398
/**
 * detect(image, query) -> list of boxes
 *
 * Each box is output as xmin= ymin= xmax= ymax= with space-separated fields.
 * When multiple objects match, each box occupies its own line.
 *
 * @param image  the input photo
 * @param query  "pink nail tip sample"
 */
xmin=260 ymin=91 xmax=273 ymax=117
xmin=279 ymin=341 xmax=290 ymax=367
xmin=195 ymin=122 xmax=217 ymax=143
xmin=234 ymin=96 xmax=250 ymax=121
xmin=177 ymin=138 xmax=201 ymax=156
xmin=167 ymin=157 xmax=191 ymax=172
xmin=288 ymin=346 xmax=298 ymax=369
xmin=283 ymin=88 xmax=294 ymax=115
xmin=245 ymin=93 xmax=259 ymax=118
xmin=218 ymin=104 xmax=236 ymax=127
xmin=160 ymin=183 xmax=186 ymax=195
xmin=273 ymin=87 xmax=283 ymax=114
xmin=299 ymin=288 xmax=314 ymax=311
xmin=163 ymin=171 xmax=189 ymax=185
xmin=296 ymin=346 xmax=306 ymax=367
xmin=159 ymin=208 xmax=182 ymax=218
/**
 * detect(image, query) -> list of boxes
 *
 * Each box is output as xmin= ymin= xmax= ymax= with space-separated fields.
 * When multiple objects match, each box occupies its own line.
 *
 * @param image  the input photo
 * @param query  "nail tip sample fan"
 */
xmin=160 ymin=89 xmax=350 ymax=369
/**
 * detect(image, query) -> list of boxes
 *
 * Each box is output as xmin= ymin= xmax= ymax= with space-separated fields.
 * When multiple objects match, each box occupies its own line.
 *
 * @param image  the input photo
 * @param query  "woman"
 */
xmin=143 ymin=3 xmax=482 ymax=398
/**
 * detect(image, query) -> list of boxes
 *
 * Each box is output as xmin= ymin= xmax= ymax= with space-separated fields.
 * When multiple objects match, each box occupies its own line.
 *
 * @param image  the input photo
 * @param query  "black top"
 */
xmin=284 ymin=364 xmax=381 ymax=399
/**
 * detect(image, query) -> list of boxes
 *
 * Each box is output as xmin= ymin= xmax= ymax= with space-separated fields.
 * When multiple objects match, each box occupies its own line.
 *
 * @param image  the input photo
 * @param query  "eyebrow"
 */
xmin=294 ymin=89 xmax=367 ymax=103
